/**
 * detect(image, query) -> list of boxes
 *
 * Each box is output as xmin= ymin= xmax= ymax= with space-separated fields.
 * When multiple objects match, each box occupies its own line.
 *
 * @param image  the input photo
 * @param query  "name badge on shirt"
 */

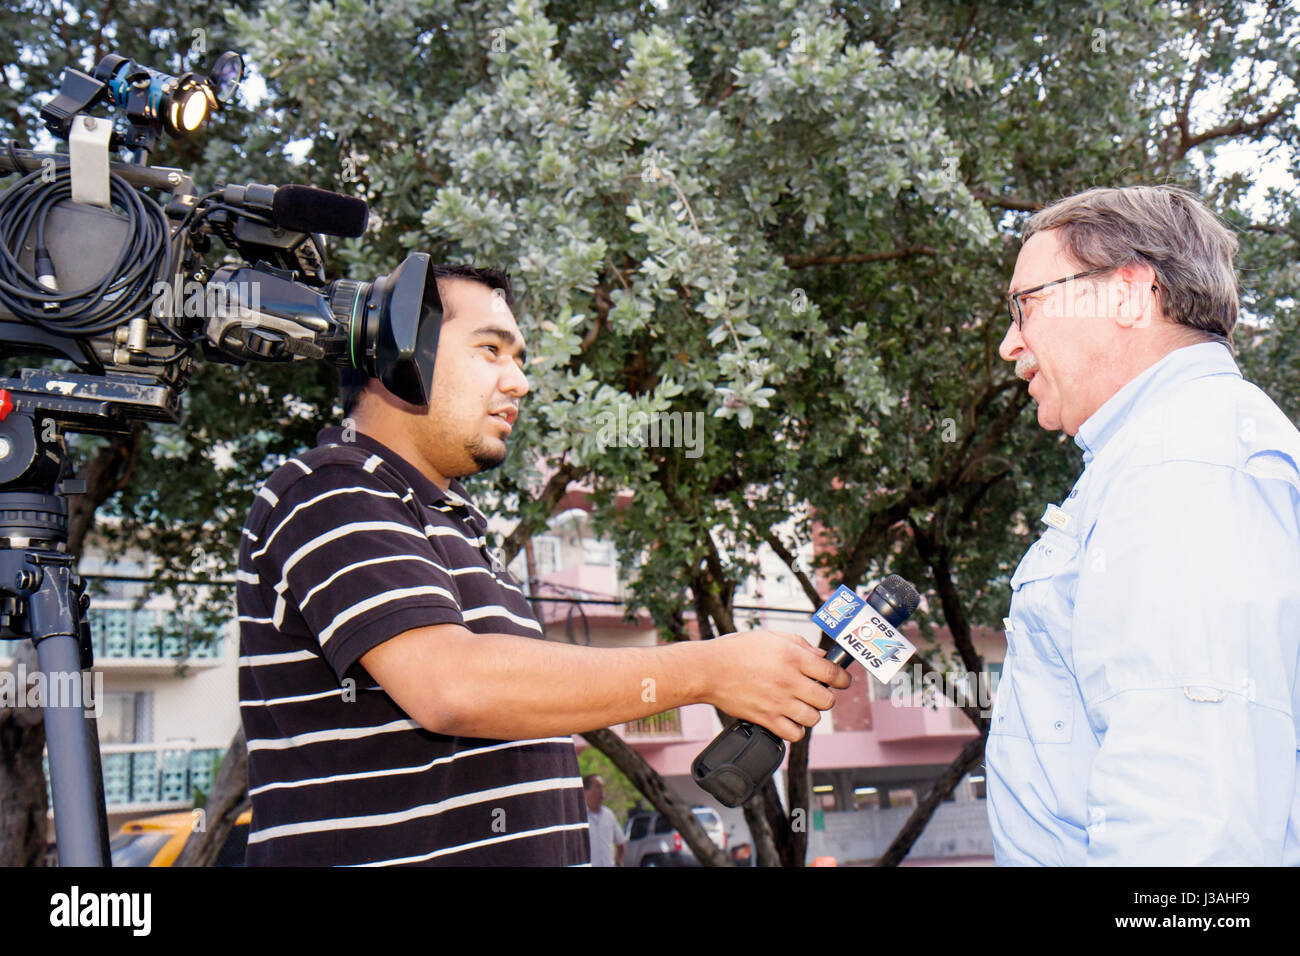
xmin=1041 ymin=503 xmax=1073 ymax=532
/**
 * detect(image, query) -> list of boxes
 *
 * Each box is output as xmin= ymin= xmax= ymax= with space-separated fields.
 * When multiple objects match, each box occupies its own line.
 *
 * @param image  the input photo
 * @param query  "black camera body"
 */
xmin=0 ymin=50 xmax=444 ymax=414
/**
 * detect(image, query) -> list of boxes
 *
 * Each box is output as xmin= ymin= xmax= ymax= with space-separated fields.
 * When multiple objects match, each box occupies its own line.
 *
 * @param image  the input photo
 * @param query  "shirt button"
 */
xmin=1053 ymin=720 xmax=1064 ymax=730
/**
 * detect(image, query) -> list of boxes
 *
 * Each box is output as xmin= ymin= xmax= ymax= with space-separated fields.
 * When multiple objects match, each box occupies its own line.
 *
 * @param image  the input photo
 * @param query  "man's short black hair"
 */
xmin=338 ymin=263 xmax=514 ymax=416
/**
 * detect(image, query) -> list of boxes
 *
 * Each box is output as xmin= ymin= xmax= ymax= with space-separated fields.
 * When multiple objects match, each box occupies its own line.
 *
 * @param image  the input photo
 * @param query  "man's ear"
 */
xmin=1113 ymin=262 xmax=1158 ymax=330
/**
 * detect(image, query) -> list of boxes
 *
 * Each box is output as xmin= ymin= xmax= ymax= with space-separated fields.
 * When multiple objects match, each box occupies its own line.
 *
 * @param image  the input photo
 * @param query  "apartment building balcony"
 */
xmin=869 ymin=694 xmax=983 ymax=743
xmin=620 ymin=709 xmax=684 ymax=741
xmin=45 ymin=741 xmax=226 ymax=814
xmin=595 ymin=703 xmax=726 ymax=777
xmin=87 ymin=606 xmax=225 ymax=675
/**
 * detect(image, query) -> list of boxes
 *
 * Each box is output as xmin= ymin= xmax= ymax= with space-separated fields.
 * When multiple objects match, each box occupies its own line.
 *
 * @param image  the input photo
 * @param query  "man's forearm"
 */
xmin=365 ymin=625 xmax=715 ymax=740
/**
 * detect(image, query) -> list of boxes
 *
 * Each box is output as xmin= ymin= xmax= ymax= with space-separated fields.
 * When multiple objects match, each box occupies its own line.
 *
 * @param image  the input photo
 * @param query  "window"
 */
xmin=99 ymin=692 xmax=152 ymax=744
xmin=109 ymin=832 xmax=172 ymax=867
xmin=871 ymin=669 xmax=909 ymax=702
xmin=987 ymin=661 xmax=1004 ymax=697
xmin=886 ymin=787 xmax=917 ymax=810
xmin=812 ymin=783 xmax=837 ymax=812
xmin=581 ymin=538 xmax=616 ymax=567
xmin=532 ymin=536 xmax=561 ymax=576
xmin=852 ymin=787 xmax=881 ymax=811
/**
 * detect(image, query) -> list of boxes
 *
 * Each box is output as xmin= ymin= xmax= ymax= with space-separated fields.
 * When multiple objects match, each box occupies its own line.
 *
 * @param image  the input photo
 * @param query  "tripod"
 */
xmin=0 ymin=367 xmax=180 ymax=866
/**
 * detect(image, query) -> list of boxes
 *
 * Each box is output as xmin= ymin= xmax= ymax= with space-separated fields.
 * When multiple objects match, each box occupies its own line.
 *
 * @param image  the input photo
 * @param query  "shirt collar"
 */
xmin=315 ymin=425 xmax=478 ymax=514
xmin=1073 ymin=342 xmax=1241 ymax=464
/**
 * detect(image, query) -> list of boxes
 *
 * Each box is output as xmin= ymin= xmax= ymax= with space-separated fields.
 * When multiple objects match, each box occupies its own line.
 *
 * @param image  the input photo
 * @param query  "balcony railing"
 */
xmin=622 ymin=709 xmax=682 ymax=738
xmin=88 ymin=607 xmax=222 ymax=661
xmin=45 ymin=743 xmax=225 ymax=809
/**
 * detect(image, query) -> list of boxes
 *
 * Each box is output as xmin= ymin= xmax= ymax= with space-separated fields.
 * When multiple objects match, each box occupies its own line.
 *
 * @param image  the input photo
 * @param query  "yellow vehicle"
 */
xmin=110 ymin=808 xmax=252 ymax=867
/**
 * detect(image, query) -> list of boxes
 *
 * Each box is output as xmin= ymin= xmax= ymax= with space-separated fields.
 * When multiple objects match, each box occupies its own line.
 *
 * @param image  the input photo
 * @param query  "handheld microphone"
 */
xmin=221 ymin=183 xmax=370 ymax=237
xmin=690 ymin=574 xmax=921 ymax=808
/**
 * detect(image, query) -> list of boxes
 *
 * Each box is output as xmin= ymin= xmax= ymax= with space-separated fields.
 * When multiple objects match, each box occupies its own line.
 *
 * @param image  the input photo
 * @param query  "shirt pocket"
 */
xmin=1009 ymin=525 xmax=1079 ymax=592
xmin=995 ymin=527 xmax=1080 ymax=744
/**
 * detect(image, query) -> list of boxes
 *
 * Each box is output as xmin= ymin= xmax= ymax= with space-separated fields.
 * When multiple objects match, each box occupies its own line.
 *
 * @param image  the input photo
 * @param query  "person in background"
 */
xmin=583 ymin=774 xmax=626 ymax=867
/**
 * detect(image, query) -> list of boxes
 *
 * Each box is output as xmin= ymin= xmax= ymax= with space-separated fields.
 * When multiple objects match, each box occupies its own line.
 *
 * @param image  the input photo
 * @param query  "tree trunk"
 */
xmin=758 ymin=776 xmax=797 ymax=865
xmin=174 ymin=725 xmax=247 ymax=867
xmin=0 ymin=641 xmax=50 ymax=866
xmin=582 ymin=726 xmax=731 ymax=866
xmin=741 ymin=787 xmax=782 ymax=867
xmin=873 ymin=733 xmax=987 ymax=867
xmin=786 ymin=733 xmax=811 ymax=866
xmin=66 ymin=427 xmax=143 ymax=557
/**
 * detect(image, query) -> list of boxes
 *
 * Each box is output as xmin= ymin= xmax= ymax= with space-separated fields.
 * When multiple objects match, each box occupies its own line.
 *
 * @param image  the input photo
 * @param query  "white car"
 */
xmin=623 ymin=806 xmax=727 ymax=866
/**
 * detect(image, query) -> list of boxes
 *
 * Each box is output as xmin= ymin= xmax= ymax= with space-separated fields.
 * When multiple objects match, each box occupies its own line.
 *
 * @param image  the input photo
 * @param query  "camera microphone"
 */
xmin=272 ymin=185 xmax=368 ymax=238
xmin=221 ymin=183 xmax=369 ymax=237
xmin=690 ymin=574 xmax=921 ymax=808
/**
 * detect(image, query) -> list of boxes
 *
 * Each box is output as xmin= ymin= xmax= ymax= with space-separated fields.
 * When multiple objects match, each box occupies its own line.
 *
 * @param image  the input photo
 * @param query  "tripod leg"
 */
xmin=31 ymin=566 xmax=110 ymax=866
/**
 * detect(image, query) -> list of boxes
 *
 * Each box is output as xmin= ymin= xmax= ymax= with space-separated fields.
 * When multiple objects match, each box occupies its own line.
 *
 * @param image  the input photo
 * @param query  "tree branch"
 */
xmin=1245 ymin=221 xmax=1292 ymax=236
xmin=762 ymin=529 xmax=820 ymax=608
xmin=698 ymin=532 xmax=737 ymax=635
xmin=1175 ymin=102 xmax=1291 ymax=160
xmin=873 ymin=733 xmax=987 ymax=866
xmin=581 ymin=286 xmax=612 ymax=352
xmin=758 ymin=775 xmax=796 ymax=865
xmin=500 ymin=462 xmax=580 ymax=566
xmin=786 ymin=732 xmax=812 ymax=866
xmin=954 ymin=4 xmax=980 ymax=55
xmin=784 ymin=245 xmax=938 ymax=268
xmin=583 ymin=727 xmax=731 ymax=866
xmin=175 ymin=726 xmax=248 ymax=866
xmin=909 ymin=516 xmax=984 ymax=683
xmin=968 ymin=189 xmax=1042 ymax=212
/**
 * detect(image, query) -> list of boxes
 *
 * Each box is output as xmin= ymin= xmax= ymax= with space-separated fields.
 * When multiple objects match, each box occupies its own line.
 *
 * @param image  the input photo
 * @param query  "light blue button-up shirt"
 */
xmin=986 ymin=342 xmax=1300 ymax=865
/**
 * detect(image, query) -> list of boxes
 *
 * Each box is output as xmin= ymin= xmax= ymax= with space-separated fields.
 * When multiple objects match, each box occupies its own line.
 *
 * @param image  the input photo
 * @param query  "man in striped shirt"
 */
xmin=237 ymin=265 xmax=850 ymax=865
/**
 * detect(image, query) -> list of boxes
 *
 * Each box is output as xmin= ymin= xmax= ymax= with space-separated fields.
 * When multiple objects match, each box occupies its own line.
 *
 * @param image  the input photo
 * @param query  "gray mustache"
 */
xmin=1015 ymin=354 xmax=1039 ymax=381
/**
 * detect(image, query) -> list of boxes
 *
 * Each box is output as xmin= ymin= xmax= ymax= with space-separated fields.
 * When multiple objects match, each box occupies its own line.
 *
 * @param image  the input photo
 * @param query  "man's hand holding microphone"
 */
xmin=693 ymin=574 xmax=921 ymax=806
xmin=702 ymin=629 xmax=853 ymax=743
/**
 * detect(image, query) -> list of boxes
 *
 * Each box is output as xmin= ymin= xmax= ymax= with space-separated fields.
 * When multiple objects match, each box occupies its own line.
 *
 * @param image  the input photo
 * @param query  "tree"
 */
xmin=3 ymin=0 xmax=1296 ymax=866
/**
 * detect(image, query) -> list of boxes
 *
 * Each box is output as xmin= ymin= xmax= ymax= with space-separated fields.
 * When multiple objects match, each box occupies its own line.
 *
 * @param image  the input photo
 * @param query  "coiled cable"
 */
xmin=0 ymin=160 xmax=170 ymax=338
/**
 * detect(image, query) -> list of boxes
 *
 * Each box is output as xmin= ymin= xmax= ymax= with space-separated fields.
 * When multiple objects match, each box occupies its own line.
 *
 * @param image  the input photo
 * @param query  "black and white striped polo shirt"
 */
xmin=237 ymin=425 xmax=589 ymax=866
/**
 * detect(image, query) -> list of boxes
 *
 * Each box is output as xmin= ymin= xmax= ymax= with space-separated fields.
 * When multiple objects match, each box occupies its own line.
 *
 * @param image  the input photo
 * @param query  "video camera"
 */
xmin=0 ymin=48 xmax=443 ymax=415
xmin=0 ymin=49 xmax=445 ymax=866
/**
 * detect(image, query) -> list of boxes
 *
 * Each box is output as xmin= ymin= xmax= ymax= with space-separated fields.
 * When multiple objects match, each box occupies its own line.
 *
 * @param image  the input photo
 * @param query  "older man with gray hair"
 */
xmin=990 ymin=185 xmax=1300 ymax=865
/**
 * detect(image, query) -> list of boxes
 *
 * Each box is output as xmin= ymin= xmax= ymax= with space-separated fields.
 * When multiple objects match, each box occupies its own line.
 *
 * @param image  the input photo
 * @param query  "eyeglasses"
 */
xmin=1006 ymin=268 xmax=1111 ymax=328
